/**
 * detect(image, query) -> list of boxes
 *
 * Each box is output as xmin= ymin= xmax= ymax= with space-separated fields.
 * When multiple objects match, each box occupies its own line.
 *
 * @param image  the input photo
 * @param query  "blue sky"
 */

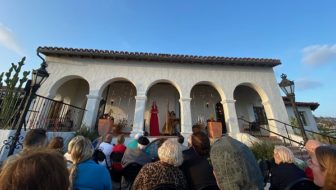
xmin=0 ymin=0 xmax=335 ymax=117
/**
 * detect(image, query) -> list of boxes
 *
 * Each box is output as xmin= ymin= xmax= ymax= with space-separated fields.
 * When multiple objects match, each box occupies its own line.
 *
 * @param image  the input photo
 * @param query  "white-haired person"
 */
xmin=269 ymin=146 xmax=306 ymax=190
xmin=132 ymin=138 xmax=187 ymax=190
xmin=69 ymin=136 xmax=112 ymax=190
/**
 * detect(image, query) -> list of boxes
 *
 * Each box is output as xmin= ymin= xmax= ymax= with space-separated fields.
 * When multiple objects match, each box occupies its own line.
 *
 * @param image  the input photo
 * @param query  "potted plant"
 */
xmin=114 ymin=118 xmax=128 ymax=133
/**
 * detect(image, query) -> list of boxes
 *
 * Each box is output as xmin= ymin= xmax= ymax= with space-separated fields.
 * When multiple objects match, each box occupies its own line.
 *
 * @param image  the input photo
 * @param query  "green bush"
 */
xmin=250 ymin=141 xmax=275 ymax=161
xmin=74 ymin=126 xmax=99 ymax=141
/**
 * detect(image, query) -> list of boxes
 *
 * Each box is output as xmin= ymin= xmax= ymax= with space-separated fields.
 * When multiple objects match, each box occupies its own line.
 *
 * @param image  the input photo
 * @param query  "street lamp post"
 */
xmin=279 ymin=73 xmax=308 ymax=143
xmin=7 ymin=52 xmax=49 ymax=156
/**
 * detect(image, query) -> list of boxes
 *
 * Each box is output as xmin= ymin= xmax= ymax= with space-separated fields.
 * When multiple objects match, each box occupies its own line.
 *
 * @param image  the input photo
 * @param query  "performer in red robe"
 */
xmin=150 ymin=101 xmax=160 ymax=136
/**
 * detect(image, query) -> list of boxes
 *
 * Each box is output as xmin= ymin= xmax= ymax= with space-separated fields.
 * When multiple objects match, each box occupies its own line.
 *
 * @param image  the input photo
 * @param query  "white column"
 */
xmin=221 ymin=99 xmax=240 ymax=136
xmin=130 ymin=95 xmax=147 ymax=137
xmin=179 ymin=98 xmax=193 ymax=137
xmin=82 ymin=95 xmax=102 ymax=129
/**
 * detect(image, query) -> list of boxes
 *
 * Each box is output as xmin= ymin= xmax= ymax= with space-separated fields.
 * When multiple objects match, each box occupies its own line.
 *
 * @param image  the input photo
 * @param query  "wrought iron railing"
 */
xmin=268 ymin=118 xmax=336 ymax=145
xmin=238 ymin=117 xmax=304 ymax=147
xmin=25 ymin=94 xmax=86 ymax=132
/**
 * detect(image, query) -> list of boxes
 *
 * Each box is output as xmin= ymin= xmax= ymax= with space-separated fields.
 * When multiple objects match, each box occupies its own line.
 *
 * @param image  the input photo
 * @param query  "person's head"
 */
xmin=309 ymin=145 xmax=336 ymax=188
xmin=210 ymin=136 xmax=264 ymax=190
xmin=117 ymin=134 xmax=125 ymax=145
xmin=23 ymin=129 xmax=47 ymax=150
xmin=0 ymin=149 xmax=69 ymax=190
xmin=70 ymin=136 xmax=93 ymax=164
xmin=48 ymin=137 xmax=64 ymax=152
xmin=104 ymin=133 xmax=113 ymax=143
xmin=137 ymin=136 xmax=149 ymax=150
xmin=69 ymin=136 xmax=94 ymax=189
xmin=273 ymin=146 xmax=295 ymax=164
xmin=305 ymin=140 xmax=321 ymax=157
xmin=191 ymin=131 xmax=211 ymax=157
xmin=177 ymin=135 xmax=184 ymax=144
xmin=158 ymin=138 xmax=183 ymax=167
xmin=67 ymin=136 xmax=84 ymax=154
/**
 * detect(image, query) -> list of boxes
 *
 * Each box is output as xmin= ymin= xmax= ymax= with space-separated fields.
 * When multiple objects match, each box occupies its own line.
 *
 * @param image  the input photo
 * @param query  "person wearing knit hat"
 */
xmin=127 ymin=133 xmax=142 ymax=149
xmin=122 ymin=136 xmax=151 ymax=168
xmin=210 ymin=135 xmax=264 ymax=190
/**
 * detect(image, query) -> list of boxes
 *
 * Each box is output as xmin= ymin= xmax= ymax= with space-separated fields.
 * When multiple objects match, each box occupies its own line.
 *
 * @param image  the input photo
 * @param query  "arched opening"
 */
xmin=99 ymin=80 xmax=137 ymax=133
xmin=190 ymin=84 xmax=226 ymax=134
xmin=234 ymin=84 xmax=269 ymax=136
xmin=53 ymin=78 xmax=90 ymax=108
xmin=30 ymin=78 xmax=89 ymax=130
xmin=145 ymin=82 xmax=180 ymax=136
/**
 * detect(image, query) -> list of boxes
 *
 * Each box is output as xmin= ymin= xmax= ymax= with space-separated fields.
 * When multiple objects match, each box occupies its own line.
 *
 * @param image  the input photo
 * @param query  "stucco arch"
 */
xmin=189 ymin=81 xmax=226 ymax=101
xmin=233 ymin=82 xmax=281 ymax=134
xmin=233 ymin=82 xmax=270 ymax=104
xmin=97 ymin=77 xmax=137 ymax=97
xmin=145 ymin=79 xmax=182 ymax=98
xmin=48 ymin=75 xmax=90 ymax=98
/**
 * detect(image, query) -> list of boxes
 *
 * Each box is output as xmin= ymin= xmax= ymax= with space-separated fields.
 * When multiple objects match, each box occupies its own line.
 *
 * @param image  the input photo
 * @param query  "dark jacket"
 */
xmin=180 ymin=148 xmax=219 ymax=190
xmin=270 ymin=162 xmax=306 ymax=190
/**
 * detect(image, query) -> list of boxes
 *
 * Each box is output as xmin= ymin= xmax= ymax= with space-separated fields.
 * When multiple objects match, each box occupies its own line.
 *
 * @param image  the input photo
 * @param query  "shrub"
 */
xmin=250 ymin=141 xmax=275 ymax=161
xmin=74 ymin=126 xmax=99 ymax=141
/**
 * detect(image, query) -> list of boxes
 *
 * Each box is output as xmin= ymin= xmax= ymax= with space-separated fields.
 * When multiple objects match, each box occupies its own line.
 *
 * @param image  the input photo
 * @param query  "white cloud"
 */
xmin=302 ymin=44 xmax=336 ymax=66
xmin=295 ymin=78 xmax=323 ymax=91
xmin=0 ymin=23 xmax=25 ymax=56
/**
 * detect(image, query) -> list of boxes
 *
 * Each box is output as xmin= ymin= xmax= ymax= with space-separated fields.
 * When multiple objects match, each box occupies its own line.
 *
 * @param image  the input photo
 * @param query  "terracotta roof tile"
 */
xmin=282 ymin=97 xmax=319 ymax=111
xmin=37 ymin=46 xmax=281 ymax=67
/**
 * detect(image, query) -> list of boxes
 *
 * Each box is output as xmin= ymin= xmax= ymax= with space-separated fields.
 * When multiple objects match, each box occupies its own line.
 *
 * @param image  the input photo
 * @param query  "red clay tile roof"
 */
xmin=282 ymin=97 xmax=319 ymax=111
xmin=37 ymin=46 xmax=281 ymax=67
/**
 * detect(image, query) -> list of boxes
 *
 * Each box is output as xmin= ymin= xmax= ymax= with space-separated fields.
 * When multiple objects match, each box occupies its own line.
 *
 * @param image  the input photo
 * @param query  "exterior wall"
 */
xmin=0 ymin=129 xmax=74 ymax=163
xmin=37 ymin=56 xmax=290 ymax=138
xmin=286 ymin=106 xmax=319 ymax=132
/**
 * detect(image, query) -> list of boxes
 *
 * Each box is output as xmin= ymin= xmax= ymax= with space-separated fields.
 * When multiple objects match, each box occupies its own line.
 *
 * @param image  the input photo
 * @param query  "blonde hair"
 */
xmin=68 ymin=136 xmax=94 ymax=189
xmin=117 ymin=135 xmax=125 ymax=144
xmin=315 ymin=145 xmax=336 ymax=189
xmin=274 ymin=146 xmax=295 ymax=164
xmin=158 ymin=138 xmax=183 ymax=167
xmin=67 ymin=136 xmax=83 ymax=154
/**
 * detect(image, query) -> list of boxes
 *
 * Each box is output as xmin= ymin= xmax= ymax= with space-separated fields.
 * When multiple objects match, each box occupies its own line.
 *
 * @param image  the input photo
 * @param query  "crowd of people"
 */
xmin=0 ymin=128 xmax=335 ymax=190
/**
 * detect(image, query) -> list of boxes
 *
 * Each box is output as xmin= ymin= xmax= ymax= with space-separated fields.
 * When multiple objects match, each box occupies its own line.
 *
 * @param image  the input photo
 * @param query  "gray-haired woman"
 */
xmin=132 ymin=138 xmax=187 ymax=190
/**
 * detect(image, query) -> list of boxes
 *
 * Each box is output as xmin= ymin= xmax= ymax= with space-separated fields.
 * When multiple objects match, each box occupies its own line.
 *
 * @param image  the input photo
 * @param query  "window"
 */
xmin=253 ymin=106 xmax=268 ymax=125
xmin=299 ymin=111 xmax=307 ymax=126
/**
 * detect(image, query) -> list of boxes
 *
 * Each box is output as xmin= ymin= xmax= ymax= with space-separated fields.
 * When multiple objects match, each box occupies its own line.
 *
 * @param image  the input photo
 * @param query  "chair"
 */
xmin=198 ymin=184 xmax=220 ymax=190
xmin=284 ymin=177 xmax=319 ymax=190
xmin=152 ymin=183 xmax=183 ymax=190
xmin=122 ymin=162 xmax=143 ymax=187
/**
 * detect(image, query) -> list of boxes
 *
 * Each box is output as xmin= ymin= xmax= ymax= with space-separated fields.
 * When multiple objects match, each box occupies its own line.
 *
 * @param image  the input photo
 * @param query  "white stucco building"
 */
xmin=35 ymin=47 xmax=317 ymax=142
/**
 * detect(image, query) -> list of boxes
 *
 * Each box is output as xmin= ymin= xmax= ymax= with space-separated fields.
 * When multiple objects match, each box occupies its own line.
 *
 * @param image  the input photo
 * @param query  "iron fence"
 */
xmin=25 ymin=95 xmax=86 ymax=132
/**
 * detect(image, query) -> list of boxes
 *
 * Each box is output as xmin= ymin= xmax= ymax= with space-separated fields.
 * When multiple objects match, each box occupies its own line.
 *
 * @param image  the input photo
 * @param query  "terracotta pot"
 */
xmin=98 ymin=119 xmax=114 ymax=136
xmin=207 ymin=121 xmax=222 ymax=138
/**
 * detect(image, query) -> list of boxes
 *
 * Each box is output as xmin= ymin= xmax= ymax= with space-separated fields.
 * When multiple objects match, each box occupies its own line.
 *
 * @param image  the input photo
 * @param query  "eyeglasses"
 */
xmin=307 ymin=159 xmax=320 ymax=168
